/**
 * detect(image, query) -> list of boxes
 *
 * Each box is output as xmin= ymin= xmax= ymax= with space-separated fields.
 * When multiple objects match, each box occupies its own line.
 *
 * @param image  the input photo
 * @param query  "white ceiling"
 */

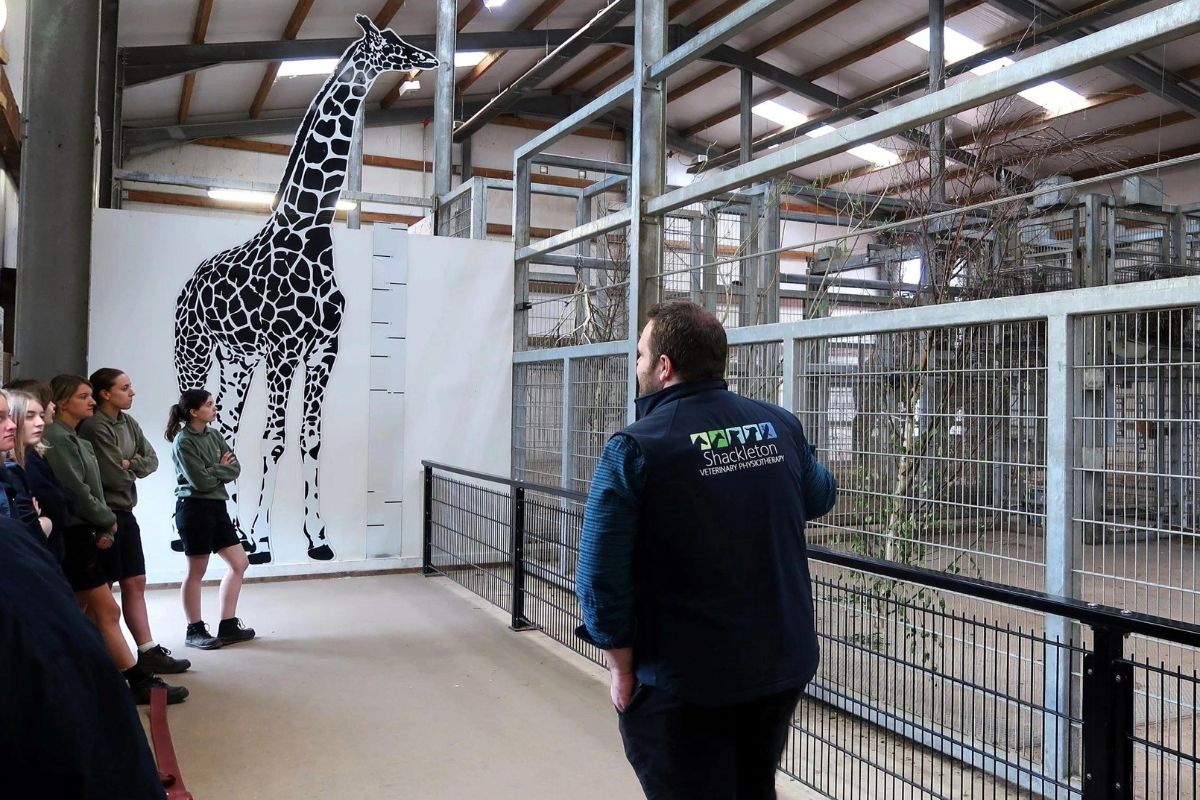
xmin=117 ymin=0 xmax=1200 ymax=191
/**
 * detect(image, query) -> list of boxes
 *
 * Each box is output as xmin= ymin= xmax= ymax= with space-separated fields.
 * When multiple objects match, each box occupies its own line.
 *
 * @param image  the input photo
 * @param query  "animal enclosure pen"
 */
xmin=412 ymin=0 xmax=1200 ymax=796
xmin=420 ymin=461 xmax=1200 ymax=799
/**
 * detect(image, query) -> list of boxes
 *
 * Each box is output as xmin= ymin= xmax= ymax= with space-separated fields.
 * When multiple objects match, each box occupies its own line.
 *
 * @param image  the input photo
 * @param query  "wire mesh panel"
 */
xmin=788 ymin=567 xmax=1083 ymax=799
xmin=1128 ymin=658 xmax=1200 ymax=799
xmin=520 ymin=490 xmax=603 ymax=666
xmin=512 ymin=361 xmax=564 ymax=486
xmin=1073 ymin=307 xmax=1200 ymax=743
xmin=436 ymin=190 xmax=472 ymax=238
xmin=525 ymin=228 xmax=630 ymax=348
xmin=426 ymin=474 xmax=513 ymax=612
xmin=798 ymin=320 xmax=1049 ymax=591
xmin=1114 ymin=209 xmax=1181 ymax=284
xmin=991 ymin=210 xmax=1080 ymax=297
xmin=727 ymin=341 xmax=783 ymax=405
xmin=569 ymin=355 xmax=629 ymax=493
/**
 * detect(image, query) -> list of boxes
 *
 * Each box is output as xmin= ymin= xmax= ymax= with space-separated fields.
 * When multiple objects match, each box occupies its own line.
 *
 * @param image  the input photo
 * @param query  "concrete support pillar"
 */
xmin=15 ymin=0 xmax=102 ymax=376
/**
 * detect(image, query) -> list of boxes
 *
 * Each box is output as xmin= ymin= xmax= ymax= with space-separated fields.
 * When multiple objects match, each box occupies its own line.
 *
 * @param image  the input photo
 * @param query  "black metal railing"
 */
xmin=421 ymin=461 xmax=1200 ymax=800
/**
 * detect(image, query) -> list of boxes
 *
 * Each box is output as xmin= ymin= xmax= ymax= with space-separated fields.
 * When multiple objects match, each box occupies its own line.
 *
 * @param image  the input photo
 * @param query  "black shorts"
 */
xmin=98 ymin=510 xmax=147 ymax=582
xmin=175 ymin=498 xmax=240 ymax=557
xmin=61 ymin=525 xmax=111 ymax=592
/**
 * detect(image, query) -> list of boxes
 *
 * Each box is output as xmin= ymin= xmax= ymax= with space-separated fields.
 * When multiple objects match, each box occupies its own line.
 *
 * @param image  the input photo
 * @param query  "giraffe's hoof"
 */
xmin=307 ymin=544 xmax=335 ymax=561
xmin=248 ymin=550 xmax=273 ymax=565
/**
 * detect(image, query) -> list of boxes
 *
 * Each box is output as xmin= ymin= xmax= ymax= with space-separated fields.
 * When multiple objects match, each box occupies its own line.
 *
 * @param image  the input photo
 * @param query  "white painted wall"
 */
xmin=400 ymin=234 xmax=514 ymax=560
xmin=88 ymin=209 xmax=515 ymax=582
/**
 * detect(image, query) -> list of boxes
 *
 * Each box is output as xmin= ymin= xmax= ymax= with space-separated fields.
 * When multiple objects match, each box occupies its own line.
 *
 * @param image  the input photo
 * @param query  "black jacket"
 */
xmin=619 ymin=379 xmax=833 ymax=705
xmin=0 ymin=518 xmax=165 ymax=799
xmin=23 ymin=450 xmax=78 ymax=563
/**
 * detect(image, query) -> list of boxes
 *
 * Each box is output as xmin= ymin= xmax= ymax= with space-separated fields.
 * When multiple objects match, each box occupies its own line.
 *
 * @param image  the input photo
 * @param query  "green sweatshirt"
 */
xmin=77 ymin=409 xmax=159 ymax=511
xmin=42 ymin=420 xmax=118 ymax=531
xmin=171 ymin=425 xmax=241 ymax=500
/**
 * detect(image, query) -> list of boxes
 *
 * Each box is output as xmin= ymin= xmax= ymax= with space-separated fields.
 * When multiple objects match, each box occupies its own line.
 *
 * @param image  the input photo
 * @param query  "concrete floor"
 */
xmin=136 ymin=574 xmax=819 ymax=799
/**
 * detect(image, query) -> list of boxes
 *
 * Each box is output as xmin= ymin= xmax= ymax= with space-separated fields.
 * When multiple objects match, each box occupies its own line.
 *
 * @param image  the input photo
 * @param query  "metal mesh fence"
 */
xmin=512 ymin=361 xmax=564 ymax=486
xmin=991 ymin=209 xmax=1080 ymax=297
xmin=520 ymin=490 xmax=603 ymax=666
xmin=797 ymin=320 xmax=1049 ymax=591
xmin=525 ymin=221 xmax=630 ymax=348
xmin=727 ymin=341 xmax=784 ymax=405
xmin=1130 ymin=658 xmax=1200 ymax=799
xmin=789 ymin=567 xmax=1083 ymax=799
xmin=569 ymin=354 xmax=629 ymax=493
xmin=426 ymin=475 xmax=512 ymax=612
xmin=436 ymin=189 xmax=472 ymax=238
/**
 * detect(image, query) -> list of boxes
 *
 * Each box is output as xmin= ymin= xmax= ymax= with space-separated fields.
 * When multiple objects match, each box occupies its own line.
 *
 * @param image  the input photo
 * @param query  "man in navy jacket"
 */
xmin=576 ymin=300 xmax=837 ymax=799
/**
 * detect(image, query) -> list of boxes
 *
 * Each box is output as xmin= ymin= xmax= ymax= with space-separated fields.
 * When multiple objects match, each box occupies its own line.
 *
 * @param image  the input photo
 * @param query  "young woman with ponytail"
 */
xmin=167 ymin=389 xmax=254 ymax=650
xmin=43 ymin=374 xmax=188 ymax=705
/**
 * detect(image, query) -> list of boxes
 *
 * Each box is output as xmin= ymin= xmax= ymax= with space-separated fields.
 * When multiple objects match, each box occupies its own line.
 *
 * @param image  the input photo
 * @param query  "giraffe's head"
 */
xmin=354 ymin=14 xmax=439 ymax=73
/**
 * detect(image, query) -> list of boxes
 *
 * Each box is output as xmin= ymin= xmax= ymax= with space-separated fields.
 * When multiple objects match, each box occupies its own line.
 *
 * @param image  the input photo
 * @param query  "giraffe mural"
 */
xmin=173 ymin=16 xmax=437 ymax=565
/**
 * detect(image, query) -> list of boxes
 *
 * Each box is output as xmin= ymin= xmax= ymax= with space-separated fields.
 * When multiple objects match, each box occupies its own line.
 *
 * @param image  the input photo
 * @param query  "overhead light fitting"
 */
xmin=208 ymin=189 xmax=275 ymax=206
xmin=484 ymin=0 xmax=507 ymax=7
xmin=906 ymin=26 xmax=1088 ymax=115
xmin=751 ymin=101 xmax=807 ymax=129
xmin=454 ymin=51 xmax=488 ymax=68
xmin=207 ymin=188 xmax=355 ymax=212
xmin=277 ymin=58 xmax=341 ymax=78
xmin=400 ymin=80 xmax=422 ymax=93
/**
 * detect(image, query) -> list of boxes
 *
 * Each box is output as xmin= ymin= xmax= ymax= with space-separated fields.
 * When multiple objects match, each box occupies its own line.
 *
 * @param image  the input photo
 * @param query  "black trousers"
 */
xmin=618 ymin=683 xmax=805 ymax=800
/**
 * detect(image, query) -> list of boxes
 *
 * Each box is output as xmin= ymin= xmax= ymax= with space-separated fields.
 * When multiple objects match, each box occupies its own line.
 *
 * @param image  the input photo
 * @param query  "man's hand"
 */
xmin=603 ymin=646 xmax=636 ymax=711
xmin=610 ymin=668 xmax=636 ymax=712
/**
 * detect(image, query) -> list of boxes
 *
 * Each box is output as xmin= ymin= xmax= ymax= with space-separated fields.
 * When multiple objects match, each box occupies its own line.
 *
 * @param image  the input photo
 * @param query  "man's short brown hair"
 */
xmin=645 ymin=301 xmax=728 ymax=382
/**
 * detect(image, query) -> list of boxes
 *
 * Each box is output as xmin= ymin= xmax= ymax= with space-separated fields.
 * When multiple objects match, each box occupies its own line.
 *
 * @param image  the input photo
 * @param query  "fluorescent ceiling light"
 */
xmin=755 ymin=104 xmax=900 ymax=167
xmin=401 ymin=80 xmax=421 ymax=92
xmin=907 ymin=27 xmax=1088 ymax=114
xmin=752 ymin=100 xmax=808 ymax=129
xmin=485 ymin=0 xmax=506 ymax=7
xmin=208 ymin=189 xmax=356 ymax=213
xmin=208 ymin=189 xmax=274 ymax=205
xmin=806 ymin=124 xmax=899 ymax=167
xmin=455 ymin=51 xmax=488 ymax=67
xmin=277 ymin=58 xmax=340 ymax=78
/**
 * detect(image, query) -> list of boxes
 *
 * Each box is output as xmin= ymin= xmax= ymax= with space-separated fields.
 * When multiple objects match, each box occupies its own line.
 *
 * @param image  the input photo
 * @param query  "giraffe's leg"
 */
xmin=299 ymin=341 xmax=338 ymax=560
xmin=247 ymin=352 xmax=297 ymax=565
xmin=211 ymin=353 xmax=260 ymax=556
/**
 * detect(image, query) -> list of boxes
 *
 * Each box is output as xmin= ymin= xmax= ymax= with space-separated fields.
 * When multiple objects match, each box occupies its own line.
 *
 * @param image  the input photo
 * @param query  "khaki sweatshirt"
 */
xmin=171 ymin=425 xmax=240 ymax=500
xmin=41 ymin=420 xmax=118 ymax=531
xmin=77 ymin=409 xmax=159 ymax=511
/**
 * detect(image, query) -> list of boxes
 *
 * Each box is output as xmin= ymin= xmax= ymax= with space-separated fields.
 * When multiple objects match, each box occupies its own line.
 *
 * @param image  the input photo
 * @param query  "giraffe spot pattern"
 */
xmin=172 ymin=14 xmax=436 ymax=562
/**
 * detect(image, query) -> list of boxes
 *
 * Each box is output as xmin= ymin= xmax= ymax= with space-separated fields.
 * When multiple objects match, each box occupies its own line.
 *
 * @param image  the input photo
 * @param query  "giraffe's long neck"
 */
xmin=271 ymin=49 xmax=376 ymax=230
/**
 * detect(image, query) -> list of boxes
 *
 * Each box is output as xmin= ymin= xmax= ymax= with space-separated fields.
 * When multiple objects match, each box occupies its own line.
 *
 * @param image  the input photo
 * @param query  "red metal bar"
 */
xmin=150 ymin=687 xmax=194 ymax=800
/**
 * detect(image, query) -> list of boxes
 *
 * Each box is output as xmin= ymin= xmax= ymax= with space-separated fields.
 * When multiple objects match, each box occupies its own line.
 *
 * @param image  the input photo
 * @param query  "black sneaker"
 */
xmin=137 ymin=645 xmax=191 ymax=674
xmin=217 ymin=617 xmax=256 ymax=644
xmin=130 ymin=675 xmax=189 ymax=705
xmin=185 ymin=622 xmax=224 ymax=650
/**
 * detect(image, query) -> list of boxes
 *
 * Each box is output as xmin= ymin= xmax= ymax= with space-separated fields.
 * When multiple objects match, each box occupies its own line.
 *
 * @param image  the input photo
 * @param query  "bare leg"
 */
xmin=182 ymin=555 xmax=210 ymax=624
xmin=216 ymin=544 xmax=249 ymax=620
xmin=118 ymin=574 xmax=153 ymax=646
xmin=77 ymin=586 xmax=136 ymax=671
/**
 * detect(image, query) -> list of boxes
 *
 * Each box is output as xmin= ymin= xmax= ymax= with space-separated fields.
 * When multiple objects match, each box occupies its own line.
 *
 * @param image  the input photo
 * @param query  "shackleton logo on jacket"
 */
xmin=689 ymin=421 xmax=784 ymax=476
